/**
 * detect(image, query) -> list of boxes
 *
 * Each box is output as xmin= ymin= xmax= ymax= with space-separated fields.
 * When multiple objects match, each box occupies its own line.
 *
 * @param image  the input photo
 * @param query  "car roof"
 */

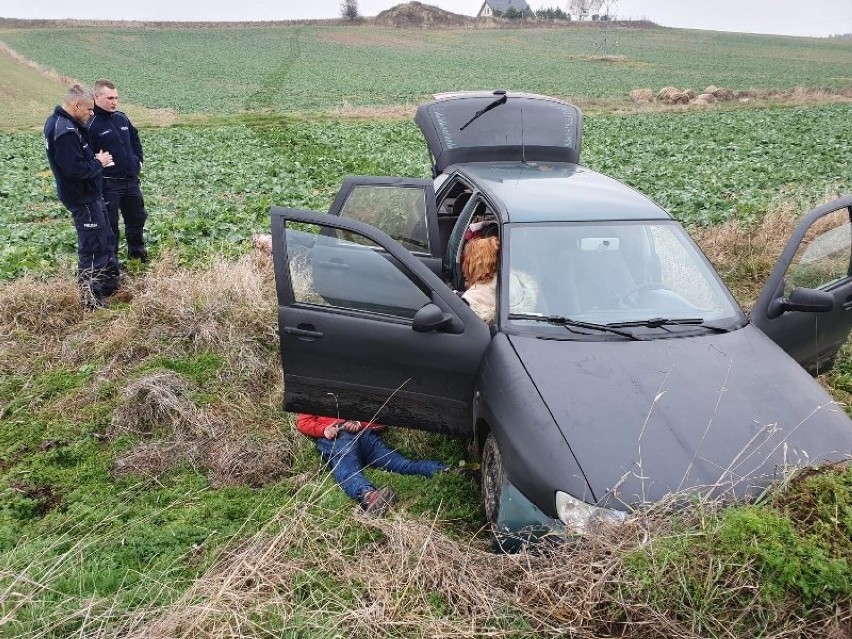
xmin=415 ymin=91 xmax=582 ymax=175
xmin=447 ymin=162 xmax=673 ymax=223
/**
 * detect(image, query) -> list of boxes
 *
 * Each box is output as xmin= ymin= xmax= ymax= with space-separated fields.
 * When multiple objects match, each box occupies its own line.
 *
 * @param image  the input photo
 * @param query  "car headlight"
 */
xmin=555 ymin=491 xmax=629 ymax=535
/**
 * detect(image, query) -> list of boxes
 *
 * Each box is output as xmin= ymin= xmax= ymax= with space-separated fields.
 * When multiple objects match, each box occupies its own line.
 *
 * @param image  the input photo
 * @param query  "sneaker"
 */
xmin=360 ymin=487 xmax=397 ymax=516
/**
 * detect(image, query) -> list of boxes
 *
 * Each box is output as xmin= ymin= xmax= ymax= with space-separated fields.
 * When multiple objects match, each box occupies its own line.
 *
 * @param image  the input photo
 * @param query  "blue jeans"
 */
xmin=314 ymin=430 xmax=446 ymax=501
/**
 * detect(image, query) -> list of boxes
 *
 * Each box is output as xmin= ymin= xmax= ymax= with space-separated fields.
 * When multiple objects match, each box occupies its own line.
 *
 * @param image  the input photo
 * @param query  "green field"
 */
xmin=2 ymin=19 xmax=852 ymax=639
xmin=2 ymin=25 xmax=852 ymax=114
xmin=2 ymin=104 xmax=849 ymax=279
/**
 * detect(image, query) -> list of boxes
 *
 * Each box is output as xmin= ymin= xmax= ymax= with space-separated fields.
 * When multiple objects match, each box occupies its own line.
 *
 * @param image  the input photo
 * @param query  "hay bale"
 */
xmin=669 ymin=91 xmax=690 ymax=105
xmin=694 ymin=93 xmax=717 ymax=104
xmin=705 ymin=85 xmax=735 ymax=101
xmin=657 ymin=86 xmax=679 ymax=102
xmin=629 ymin=88 xmax=653 ymax=103
xmin=657 ymin=87 xmax=690 ymax=104
xmin=685 ymin=89 xmax=697 ymax=100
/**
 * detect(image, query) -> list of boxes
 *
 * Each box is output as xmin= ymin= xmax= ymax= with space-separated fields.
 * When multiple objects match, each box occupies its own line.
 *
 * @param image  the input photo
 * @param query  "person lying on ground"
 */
xmin=296 ymin=413 xmax=447 ymax=516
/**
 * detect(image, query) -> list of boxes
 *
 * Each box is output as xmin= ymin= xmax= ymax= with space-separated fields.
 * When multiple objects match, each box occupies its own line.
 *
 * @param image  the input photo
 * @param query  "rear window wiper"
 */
xmin=507 ymin=313 xmax=644 ymax=341
xmin=608 ymin=317 xmax=732 ymax=333
xmin=459 ymin=91 xmax=507 ymax=131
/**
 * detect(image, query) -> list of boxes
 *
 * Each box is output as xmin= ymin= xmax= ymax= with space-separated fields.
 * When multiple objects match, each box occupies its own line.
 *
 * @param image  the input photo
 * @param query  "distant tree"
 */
xmin=505 ymin=6 xmax=521 ymax=19
xmin=340 ymin=0 xmax=359 ymax=20
xmin=536 ymin=6 xmax=569 ymax=20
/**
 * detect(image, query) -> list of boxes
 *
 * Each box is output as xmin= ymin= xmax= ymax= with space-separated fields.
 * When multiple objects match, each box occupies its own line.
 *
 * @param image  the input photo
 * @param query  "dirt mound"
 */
xmin=374 ymin=2 xmax=473 ymax=28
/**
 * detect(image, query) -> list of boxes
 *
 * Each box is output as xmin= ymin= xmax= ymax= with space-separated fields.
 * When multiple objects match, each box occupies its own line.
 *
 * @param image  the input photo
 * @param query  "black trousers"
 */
xmin=103 ymin=176 xmax=148 ymax=259
xmin=68 ymin=199 xmax=120 ymax=303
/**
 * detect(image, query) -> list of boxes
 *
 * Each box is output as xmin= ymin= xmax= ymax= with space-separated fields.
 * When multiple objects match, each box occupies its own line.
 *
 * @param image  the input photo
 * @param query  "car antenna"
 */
xmin=459 ymin=89 xmax=507 ymax=131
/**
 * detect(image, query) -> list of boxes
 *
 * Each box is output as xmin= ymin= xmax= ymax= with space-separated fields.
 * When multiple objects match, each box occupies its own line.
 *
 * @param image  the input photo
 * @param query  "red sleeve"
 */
xmin=296 ymin=414 xmax=341 ymax=438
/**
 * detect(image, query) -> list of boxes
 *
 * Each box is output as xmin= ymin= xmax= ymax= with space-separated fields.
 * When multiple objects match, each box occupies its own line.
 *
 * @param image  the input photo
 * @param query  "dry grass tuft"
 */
xmin=0 ymin=275 xmax=84 ymax=334
xmin=692 ymin=205 xmax=800 ymax=308
xmin=111 ymin=441 xmax=201 ymax=480
xmin=109 ymin=370 xmax=208 ymax=439
xmin=205 ymin=433 xmax=291 ymax=488
xmin=0 ymin=251 xmax=290 ymax=487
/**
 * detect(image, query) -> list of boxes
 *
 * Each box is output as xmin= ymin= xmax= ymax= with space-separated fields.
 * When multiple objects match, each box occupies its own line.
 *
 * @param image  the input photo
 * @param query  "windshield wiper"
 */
xmin=607 ymin=317 xmax=732 ymax=333
xmin=459 ymin=91 xmax=507 ymax=131
xmin=507 ymin=313 xmax=644 ymax=341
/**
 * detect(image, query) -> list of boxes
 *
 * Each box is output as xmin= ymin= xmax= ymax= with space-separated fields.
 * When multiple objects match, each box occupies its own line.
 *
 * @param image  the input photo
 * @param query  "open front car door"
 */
xmin=270 ymin=207 xmax=491 ymax=435
xmin=752 ymin=195 xmax=852 ymax=374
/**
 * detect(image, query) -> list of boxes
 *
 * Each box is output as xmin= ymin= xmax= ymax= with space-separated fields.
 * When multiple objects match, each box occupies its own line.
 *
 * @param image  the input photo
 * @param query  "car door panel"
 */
xmin=752 ymin=195 xmax=852 ymax=374
xmin=271 ymin=207 xmax=491 ymax=435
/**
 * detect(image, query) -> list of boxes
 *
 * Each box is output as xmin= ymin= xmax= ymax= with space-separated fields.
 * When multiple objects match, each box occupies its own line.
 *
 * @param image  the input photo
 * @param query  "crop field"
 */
xmin=2 ymin=18 xmax=852 ymax=639
xmin=1 ymin=103 xmax=849 ymax=279
xmin=2 ymin=25 xmax=852 ymax=114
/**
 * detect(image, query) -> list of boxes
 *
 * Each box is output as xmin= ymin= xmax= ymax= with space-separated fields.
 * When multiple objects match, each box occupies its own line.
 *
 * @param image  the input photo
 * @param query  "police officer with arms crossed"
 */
xmin=44 ymin=84 xmax=120 ymax=309
xmin=89 ymin=79 xmax=148 ymax=263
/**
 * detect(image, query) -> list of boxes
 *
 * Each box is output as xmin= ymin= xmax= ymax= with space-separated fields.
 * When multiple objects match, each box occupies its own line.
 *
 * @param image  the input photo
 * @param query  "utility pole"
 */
xmin=593 ymin=0 xmax=619 ymax=56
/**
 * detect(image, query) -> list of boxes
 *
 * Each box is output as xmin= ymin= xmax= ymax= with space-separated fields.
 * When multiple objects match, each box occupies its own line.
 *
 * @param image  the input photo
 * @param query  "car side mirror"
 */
xmin=412 ymin=303 xmax=454 ymax=333
xmin=767 ymin=287 xmax=834 ymax=319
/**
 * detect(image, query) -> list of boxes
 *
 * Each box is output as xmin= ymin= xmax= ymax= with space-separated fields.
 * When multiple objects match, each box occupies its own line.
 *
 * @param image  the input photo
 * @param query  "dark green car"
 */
xmin=271 ymin=91 xmax=852 ymax=548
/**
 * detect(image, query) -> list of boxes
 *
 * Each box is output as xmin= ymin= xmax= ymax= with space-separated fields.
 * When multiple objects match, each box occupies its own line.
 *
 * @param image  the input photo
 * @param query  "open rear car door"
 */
xmin=751 ymin=195 xmax=852 ymax=374
xmin=270 ymin=207 xmax=491 ymax=435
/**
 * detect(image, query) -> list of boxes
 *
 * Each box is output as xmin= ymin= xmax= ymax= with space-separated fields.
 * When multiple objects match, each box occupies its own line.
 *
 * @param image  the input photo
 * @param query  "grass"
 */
xmin=1 ymin=104 xmax=850 ymax=280
xmin=1 ymin=24 xmax=851 ymax=123
xmin=0 ymin=44 xmax=68 ymax=131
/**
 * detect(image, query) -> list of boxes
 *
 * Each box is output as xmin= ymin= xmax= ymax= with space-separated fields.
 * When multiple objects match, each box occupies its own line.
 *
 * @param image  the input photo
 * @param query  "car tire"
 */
xmin=481 ymin=433 xmax=504 ymax=527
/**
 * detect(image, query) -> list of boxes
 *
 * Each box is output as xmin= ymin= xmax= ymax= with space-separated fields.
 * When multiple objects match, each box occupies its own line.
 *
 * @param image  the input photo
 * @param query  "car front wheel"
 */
xmin=481 ymin=433 xmax=504 ymax=527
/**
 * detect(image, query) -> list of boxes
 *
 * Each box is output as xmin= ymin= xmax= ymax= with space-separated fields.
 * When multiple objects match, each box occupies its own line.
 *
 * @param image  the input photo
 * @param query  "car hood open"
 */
xmin=508 ymin=325 xmax=852 ymax=509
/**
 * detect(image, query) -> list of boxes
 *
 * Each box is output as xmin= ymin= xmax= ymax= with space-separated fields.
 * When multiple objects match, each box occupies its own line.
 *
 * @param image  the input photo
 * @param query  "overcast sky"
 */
xmin=2 ymin=0 xmax=850 ymax=37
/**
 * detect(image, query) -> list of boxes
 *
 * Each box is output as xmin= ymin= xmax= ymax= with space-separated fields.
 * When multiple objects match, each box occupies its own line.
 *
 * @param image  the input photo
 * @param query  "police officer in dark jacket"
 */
xmin=44 ymin=84 xmax=120 ymax=309
xmin=89 ymin=79 xmax=148 ymax=262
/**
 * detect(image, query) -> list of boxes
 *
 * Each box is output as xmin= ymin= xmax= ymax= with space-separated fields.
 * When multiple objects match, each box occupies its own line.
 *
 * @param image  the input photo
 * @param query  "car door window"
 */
xmin=336 ymin=184 xmax=430 ymax=254
xmin=286 ymin=221 xmax=431 ymax=320
xmin=783 ymin=208 xmax=852 ymax=295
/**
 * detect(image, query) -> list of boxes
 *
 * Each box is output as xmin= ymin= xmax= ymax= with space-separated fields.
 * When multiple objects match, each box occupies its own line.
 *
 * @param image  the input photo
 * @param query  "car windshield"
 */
xmin=505 ymin=221 xmax=742 ymax=333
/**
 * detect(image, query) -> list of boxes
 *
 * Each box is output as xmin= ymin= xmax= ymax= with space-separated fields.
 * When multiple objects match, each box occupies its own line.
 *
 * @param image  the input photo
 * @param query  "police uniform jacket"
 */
xmin=43 ymin=106 xmax=103 ymax=207
xmin=89 ymin=105 xmax=143 ymax=179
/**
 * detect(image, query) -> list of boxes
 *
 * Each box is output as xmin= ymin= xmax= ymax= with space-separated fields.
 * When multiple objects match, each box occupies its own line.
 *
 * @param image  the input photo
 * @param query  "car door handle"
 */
xmin=283 ymin=325 xmax=324 ymax=339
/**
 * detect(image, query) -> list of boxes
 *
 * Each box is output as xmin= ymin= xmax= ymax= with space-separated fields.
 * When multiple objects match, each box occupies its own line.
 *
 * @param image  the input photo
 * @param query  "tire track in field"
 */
xmin=245 ymin=27 xmax=303 ymax=112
